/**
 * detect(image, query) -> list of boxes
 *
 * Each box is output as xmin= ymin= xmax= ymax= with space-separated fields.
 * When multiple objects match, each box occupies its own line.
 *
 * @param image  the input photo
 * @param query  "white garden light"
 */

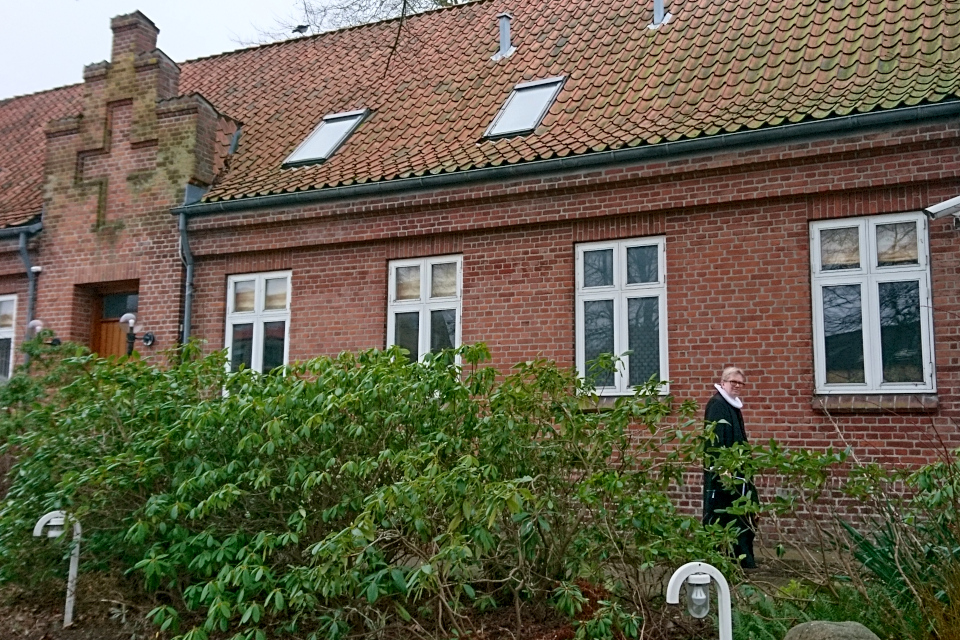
xmin=33 ymin=510 xmax=81 ymax=627
xmin=666 ymin=562 xmax=732 ymax=640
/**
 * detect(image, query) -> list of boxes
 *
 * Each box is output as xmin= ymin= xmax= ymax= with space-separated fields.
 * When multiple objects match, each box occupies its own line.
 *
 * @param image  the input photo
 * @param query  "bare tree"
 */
xmin=241 ymin=0 xmax=472 ymax=44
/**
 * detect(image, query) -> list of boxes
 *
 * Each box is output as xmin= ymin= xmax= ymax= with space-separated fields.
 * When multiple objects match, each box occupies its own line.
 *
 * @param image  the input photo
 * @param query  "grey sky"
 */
xmin=1 ymin=0 xmax=298 ymax=99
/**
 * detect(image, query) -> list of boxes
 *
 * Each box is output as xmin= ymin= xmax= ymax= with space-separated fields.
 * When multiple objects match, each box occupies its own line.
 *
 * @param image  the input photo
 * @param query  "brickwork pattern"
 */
xmin=17 ymin=13 xmax=239 ymax=361
xmin=180 ymin=115 xmax=960 ymax=505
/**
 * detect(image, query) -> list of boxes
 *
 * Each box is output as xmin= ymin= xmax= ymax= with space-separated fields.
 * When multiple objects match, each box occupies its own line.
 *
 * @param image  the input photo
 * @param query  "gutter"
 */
xmin=173 ymin=101 xmax=960 ymax=218
xmin=0 ymin=221 xmax=43 ymax=337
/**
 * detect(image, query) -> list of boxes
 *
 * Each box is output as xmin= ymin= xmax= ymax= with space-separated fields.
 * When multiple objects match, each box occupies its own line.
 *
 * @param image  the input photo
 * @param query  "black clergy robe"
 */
xmin=702 ymin=391 xmax=757 ymax=568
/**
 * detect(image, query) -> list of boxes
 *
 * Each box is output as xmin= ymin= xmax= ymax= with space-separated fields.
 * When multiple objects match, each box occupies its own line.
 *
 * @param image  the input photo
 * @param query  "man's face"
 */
xmin=721 ymin=374 xmax=746 ymax=399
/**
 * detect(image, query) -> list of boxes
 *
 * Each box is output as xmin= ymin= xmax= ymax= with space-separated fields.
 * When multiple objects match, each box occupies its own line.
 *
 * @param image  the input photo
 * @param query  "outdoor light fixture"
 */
xmin=26 ymin=319 xmax=61 ymax=345
xmin=118 ymin=313 xmax=155 ymax=356
xmin=685 ymin=572 xmax=711 ymax=618
xmin=666 ymin=562 xmax=732 ymax=640
xmin=33 ymin=510 xmax=81 ymax=628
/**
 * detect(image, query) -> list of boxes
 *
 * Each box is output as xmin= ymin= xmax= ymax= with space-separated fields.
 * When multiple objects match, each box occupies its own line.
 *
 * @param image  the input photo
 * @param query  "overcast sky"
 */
xmin=1 ymin=0 xmax=299 ymax=98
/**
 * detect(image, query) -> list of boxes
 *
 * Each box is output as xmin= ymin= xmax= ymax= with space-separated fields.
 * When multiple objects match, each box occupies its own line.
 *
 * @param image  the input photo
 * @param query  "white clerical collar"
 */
xmin=715 ymin=383 xmax=743 ymax=409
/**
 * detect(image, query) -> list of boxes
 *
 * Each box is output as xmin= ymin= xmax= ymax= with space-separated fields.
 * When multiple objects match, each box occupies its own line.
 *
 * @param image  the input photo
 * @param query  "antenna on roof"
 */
xmin=648 ymin=0 xmax=672 ymax=29
xmin=491 ymin=12 xmax=516 ymax=61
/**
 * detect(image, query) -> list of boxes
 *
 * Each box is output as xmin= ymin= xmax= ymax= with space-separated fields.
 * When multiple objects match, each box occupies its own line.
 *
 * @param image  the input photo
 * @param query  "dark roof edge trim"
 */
xmin=175 ymin=101 xmax=960 ymax=218
xmin=0 ymin=221 xmax=43 ymax=237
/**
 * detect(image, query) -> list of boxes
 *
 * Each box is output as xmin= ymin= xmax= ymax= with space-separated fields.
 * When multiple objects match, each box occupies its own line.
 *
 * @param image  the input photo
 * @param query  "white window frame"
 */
xmin=386 ymin=255 xmax=463 ymax=362
xmin=810 ymin=212 xmax=935 ymax=394
xmin=575 ymin=237 xmax=669 ymax=395
xmin=0 ymin=294 xmax=16 ymax=381
xmin=224 ymin=271 xmax=291 ymax=373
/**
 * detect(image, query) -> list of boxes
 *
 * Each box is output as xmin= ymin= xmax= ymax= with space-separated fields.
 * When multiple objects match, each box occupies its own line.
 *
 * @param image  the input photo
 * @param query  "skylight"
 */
xmin=284 ymin=109 xmax=368 ymax=167
xmin=485 ymin=77 xmax=565 ymax=138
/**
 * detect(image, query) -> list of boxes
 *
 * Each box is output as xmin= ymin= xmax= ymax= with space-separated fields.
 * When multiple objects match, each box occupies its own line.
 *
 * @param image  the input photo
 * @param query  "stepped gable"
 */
xmin=0 ymin=85 xmax=83 ymax=227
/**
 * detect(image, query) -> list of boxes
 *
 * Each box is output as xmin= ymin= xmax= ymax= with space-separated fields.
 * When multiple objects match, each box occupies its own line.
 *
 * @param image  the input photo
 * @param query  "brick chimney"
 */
xmin=110 ymin=11 xmax=159 ymax=60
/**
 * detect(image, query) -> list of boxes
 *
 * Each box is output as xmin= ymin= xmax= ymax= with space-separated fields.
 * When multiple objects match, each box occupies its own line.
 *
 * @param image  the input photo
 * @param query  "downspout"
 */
xmin=18 ymin=231 xmax=37 ymax=330
xmin=179 ymin=211 xmax=194 ymax=344
xmin=0 ymin=221 xmax=45 ymax=339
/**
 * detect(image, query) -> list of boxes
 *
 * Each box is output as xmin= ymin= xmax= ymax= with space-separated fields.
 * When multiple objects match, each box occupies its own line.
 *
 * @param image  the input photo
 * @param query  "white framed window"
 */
xmin=0 ymin=295 xmax=15 ymax=381
xmin=575 ymin=237 xmax=669 ymax=394
xmin=810 ymin=212 xmax=935 ymax=394
xmin=387 ymin=256 xmax=462 ymax=362
xmin=225 ymin=271 xmax=291 ymax=373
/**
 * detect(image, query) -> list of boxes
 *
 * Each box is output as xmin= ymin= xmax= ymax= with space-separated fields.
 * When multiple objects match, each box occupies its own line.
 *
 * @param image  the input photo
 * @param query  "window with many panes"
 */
xmin=387 ymin=256 xmax=462 ymax=362
xmin=810 ymin=212 xmax=934 ymax=394
xmin=225 ymin=272 xmax=291 ymax=373
xmin=0 ymin=295 xmax=15 ymax=381
xmin=576 ymin=238 xmax=668 ymax=394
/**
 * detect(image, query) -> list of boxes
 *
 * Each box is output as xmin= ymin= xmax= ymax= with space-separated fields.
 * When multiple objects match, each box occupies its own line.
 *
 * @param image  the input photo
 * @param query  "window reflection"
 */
xmin=394 ymin=312 xmax=420 ymax=362
xmin=430 ymin=309 xmax=456 ymax=352
xmin=627 ymin=297 xmax=659 ymax=386
xmin=0 ymin=300 xmax=13 ymax=328
xmin=626 ymin=246 xmax=658 ymax=284
xmin=822 ymin=285 xmax=865 ymax=383
xmin=0 ymin=338 xmax=10 ymax=381
xmin=584 ymin=299 xmax=614 ymax=387
xmin=264 ymin=278 xmax=288 ymax=310
xmin=230 ymin=323 xmax=254 ymax=371
xmin=820 ymin=227 xmax=860 ymax=271
xmin=233 ymin=281 xmax=255 ymax=312
xmin=877 ymin=222 xmax=918 ymax=267
xmin=431 ymin=263 xmax=457 ymax=298
xmin=878 ymin=281 xmax=922 ymax=382
xmin=584 ymin=250 xmax=613 ymax=287
xmin=262 ymin=321 xmax=286 ymax=372
xmin=395 ymin=266 xmax=420 ymax=300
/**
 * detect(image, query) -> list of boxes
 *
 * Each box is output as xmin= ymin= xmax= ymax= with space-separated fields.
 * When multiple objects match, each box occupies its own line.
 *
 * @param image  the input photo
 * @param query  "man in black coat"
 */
xmin=703 ymin=366 xmax=758 ymax=568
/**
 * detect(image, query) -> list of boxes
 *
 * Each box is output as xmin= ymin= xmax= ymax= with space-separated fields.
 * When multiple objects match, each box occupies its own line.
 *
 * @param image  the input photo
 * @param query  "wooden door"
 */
xmin=91 ymin=291 xmax=138 ymax=357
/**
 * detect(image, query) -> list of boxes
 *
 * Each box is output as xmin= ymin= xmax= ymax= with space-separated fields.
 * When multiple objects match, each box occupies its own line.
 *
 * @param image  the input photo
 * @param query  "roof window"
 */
xmin=284 ymin=109 xmax=368 ymax=167
xmin=485 ymin=77 xmax=565 ymax=138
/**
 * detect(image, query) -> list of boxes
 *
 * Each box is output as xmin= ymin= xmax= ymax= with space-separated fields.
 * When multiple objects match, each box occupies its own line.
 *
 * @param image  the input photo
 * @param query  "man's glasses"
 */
xmin=725 ymin=380 xmax=746 ymax=387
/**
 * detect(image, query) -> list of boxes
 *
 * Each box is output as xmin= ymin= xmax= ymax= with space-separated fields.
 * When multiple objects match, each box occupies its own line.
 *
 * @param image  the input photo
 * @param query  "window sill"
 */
xmin=812 ymin=394 xmax=938 ymax=414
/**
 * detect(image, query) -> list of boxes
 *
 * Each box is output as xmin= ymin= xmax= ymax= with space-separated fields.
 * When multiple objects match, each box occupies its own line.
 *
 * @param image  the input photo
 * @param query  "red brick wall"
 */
xmin=183 ymin=120 xmax=960 ymax=532
xmin=0 ymin=41 xmax=957 ymax=531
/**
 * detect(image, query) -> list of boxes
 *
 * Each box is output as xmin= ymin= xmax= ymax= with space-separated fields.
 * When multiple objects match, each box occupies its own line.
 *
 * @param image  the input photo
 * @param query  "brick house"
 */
xmin=0 ymin=0 xmax=958 ymax=481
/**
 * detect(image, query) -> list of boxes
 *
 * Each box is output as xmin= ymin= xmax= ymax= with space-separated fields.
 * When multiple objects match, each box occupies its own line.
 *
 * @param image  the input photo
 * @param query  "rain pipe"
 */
xmin=179 ymin=211 xmax=194 ymax=344
xmin=0 ymin=221 xmax=43 ymax=338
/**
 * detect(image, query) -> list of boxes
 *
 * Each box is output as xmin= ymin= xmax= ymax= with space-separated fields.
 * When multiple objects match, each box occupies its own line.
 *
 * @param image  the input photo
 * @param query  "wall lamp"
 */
xmin=33 ymin=510 xmax=81 ymax=628
xmin=119 ymin=313 xmax=155 ymax=356
xmin=666 ymin=562 xmax=732 ymax=640
xmin=26 ymin=319 xmax=61 ymax=346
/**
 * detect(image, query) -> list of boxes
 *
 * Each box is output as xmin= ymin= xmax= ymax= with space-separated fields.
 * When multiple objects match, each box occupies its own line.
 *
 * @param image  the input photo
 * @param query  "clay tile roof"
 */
xmin=1 ymin=0 xmax=958 ymax=219
xmin=175 ymin=0 xmax=960 ymax=203
xmin=0 ymin=85 xmax=83 ymax=227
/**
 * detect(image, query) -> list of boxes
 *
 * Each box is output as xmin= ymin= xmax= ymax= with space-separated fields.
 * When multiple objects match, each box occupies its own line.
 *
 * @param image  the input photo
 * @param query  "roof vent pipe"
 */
xmin=492 ymin=12 xmax=516 ymax=60
xmin=649 ymin=0 xmax=672 ymax=29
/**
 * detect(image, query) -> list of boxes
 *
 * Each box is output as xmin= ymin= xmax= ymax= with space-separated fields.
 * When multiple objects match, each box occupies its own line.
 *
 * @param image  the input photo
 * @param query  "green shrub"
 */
xmin=837 ymin=452 xmax=960 ymax=640
xmin=0 ymin=341 xmax=733 ymax=640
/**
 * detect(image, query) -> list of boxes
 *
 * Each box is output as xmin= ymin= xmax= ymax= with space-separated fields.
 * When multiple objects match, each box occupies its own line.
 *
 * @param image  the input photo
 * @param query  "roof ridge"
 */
xmin=180 ymin=0 xmax=492 ymax=67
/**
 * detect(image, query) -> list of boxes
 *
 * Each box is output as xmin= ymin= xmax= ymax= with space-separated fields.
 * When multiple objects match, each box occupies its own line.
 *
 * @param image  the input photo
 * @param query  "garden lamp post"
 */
xmin=666 ymin=562 xmax=732 ymax=640
xmin=33 ymin=510 xmax=81 ymax=628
